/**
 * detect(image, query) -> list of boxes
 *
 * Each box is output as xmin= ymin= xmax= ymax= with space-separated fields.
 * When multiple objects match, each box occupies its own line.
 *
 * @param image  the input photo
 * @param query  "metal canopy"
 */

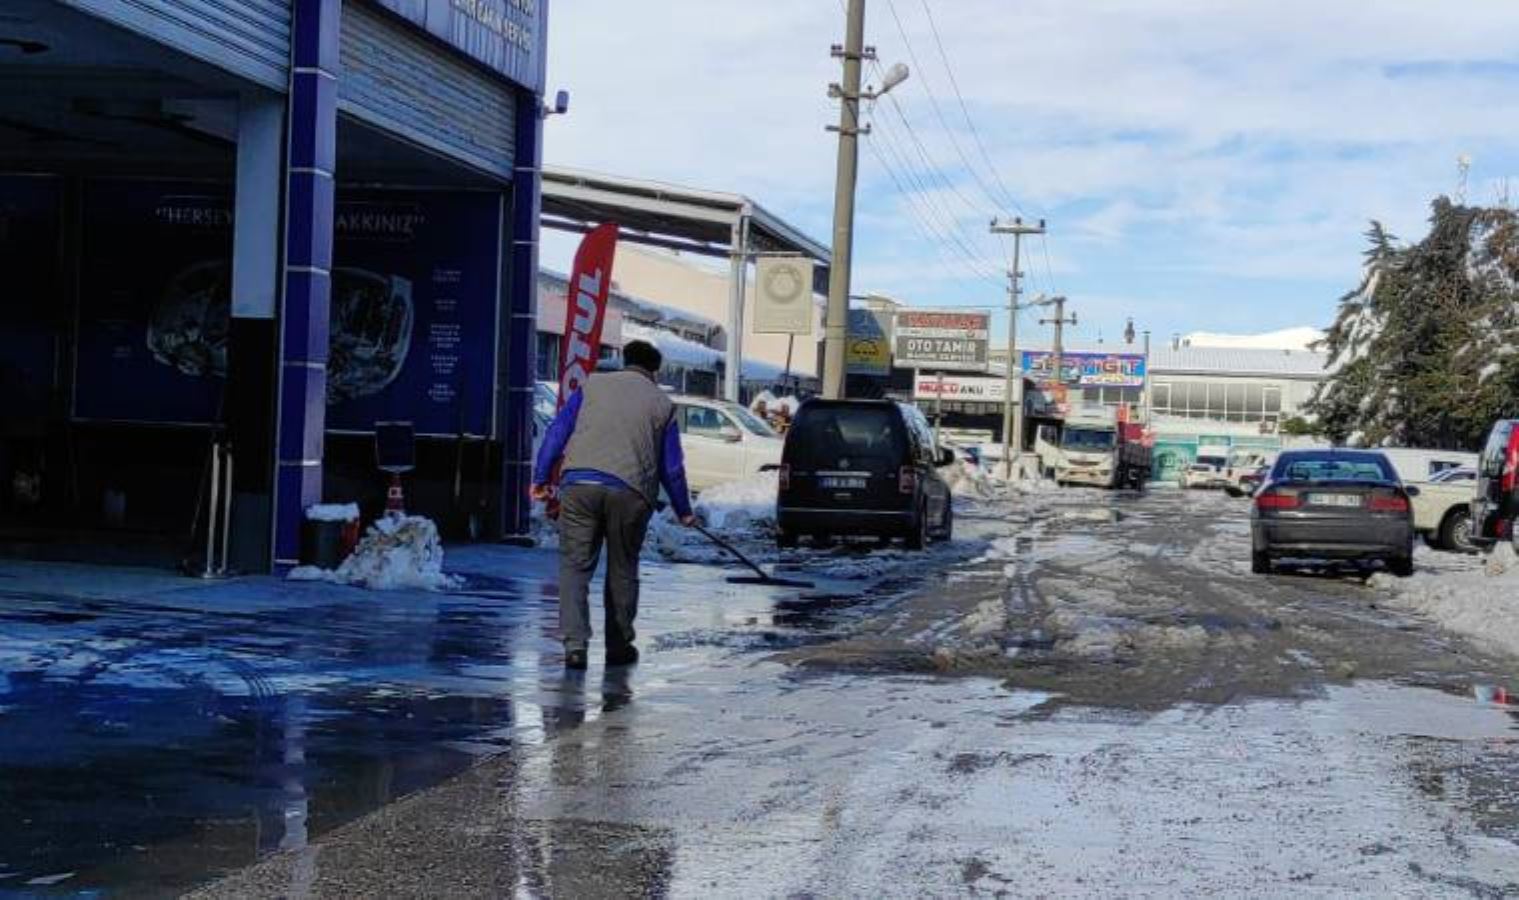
xmin=541 ymin=166 xmax=831 ymax=400
xmin=542 ymin=165 xmax=831 ymax=265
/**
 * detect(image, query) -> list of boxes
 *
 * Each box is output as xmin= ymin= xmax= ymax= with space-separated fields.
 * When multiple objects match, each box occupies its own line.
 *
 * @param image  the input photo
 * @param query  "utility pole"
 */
xmin=990 ymin=217 xmax=1045 ymax=478
xmin=820 ymin=4 xmax=909 ymax=399
xmin=1040 ymin=295 xmax=1076 ymax=408
xmin=821 ymin=0 xmax=867 ymax=400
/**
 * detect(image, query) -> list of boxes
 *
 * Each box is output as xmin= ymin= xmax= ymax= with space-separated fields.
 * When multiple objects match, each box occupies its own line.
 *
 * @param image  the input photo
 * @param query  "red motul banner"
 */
xmin=557 ymin=222 xmax=620 ymax=408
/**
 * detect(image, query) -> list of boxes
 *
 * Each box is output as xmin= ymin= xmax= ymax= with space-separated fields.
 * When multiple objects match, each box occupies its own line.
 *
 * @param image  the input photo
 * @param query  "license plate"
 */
xmin=1308 ymin=493 xmax=1362 ymax=508
xmin=820 ymin=476 xmax=867 ymax=490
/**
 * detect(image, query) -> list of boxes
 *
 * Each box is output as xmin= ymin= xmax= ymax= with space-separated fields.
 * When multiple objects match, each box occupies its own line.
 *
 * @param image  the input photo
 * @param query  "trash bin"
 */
xmin=301 ymin=503 xmax=361 ymax=569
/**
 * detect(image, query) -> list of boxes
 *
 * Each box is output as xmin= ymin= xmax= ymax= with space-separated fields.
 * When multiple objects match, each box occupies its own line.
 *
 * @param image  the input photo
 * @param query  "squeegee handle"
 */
xmin=692 ymin=523 xmax=772 ymax=581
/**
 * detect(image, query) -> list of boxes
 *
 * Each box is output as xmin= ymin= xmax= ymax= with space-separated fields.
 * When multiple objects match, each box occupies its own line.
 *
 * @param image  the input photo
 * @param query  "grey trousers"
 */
xmin=557 ymin=484 xmax=654 ymax=651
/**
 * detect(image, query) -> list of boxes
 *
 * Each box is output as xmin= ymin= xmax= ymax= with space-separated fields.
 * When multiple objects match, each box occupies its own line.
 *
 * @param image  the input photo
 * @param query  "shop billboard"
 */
xmin=74 ymin=181 xmax=503 ymax=437
xmin=912 ymin=373 xmax=1011 ymax=403
xmin=1019 ymin=350 xmax=1146 ymax=387
xmin=846 ymin=308 xmax=892 ymax=375
xmin=894 ymin=310 xmax=989 ymax=371
xmin=372 ymin=0 xmax=544 ymax=91
xmin=325 ymin=190 xmax=503 ymax=437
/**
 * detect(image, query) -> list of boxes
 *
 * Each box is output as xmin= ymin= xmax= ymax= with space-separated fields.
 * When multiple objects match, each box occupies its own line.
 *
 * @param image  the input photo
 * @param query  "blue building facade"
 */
xmin=0 ymin=0 xmax=548 ymax=570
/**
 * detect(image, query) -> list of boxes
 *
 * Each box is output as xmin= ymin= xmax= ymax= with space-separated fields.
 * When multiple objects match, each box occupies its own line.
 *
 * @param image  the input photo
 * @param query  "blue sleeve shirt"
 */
xmin=532 ymin=391 xmax=694 ymax=519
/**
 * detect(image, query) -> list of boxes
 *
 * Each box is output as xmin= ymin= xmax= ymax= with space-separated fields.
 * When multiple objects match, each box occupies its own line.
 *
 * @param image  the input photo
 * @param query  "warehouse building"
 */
xmin=0 ymin=0 xmax=549 ymax=571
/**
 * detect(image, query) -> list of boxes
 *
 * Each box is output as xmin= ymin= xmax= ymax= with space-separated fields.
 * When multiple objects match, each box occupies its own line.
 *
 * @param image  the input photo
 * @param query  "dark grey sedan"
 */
xmin=1250 ymin=449 xmax=1417 ymax=576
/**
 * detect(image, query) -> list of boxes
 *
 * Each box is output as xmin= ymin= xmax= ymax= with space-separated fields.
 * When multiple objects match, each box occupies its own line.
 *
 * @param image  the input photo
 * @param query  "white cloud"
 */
xmin=544 ymin=1 xmax=1519 ymax=336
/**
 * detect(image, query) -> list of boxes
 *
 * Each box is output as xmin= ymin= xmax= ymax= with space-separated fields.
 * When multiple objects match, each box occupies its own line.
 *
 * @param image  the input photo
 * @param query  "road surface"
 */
xmin=2 ymin=486 xmax=1517 ymax=895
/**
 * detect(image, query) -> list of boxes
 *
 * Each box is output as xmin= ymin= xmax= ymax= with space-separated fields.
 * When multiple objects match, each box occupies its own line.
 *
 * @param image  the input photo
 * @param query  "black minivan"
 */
xmin=776 ymin=399 xmax=954 ymax=550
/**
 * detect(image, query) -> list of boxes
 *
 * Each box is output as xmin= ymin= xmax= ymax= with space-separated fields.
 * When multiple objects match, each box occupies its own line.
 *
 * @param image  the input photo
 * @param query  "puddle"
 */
xmin=0 ymin=586 xmax=564 ymax=893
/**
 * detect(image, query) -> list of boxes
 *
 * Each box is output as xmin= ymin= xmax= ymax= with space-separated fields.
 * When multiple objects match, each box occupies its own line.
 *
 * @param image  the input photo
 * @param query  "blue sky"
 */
xmin=543 ymin=1 xmax=1519 ymax=347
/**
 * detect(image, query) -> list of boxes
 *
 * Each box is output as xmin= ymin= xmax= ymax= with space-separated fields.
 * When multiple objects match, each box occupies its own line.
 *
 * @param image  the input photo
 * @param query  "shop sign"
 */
xmin=846 ymin=308 xmax=892 ymax=375
xmin=913 ymin=374 xmax=1011 ymax=403
xmin=894 ymin=310 xmax=989 ymax=371
xmin=1019 ymin=350 xmax=1146 ymax=387
xmin=74 ymin=181 xmax=503 ymax=437
xmin=373 ymin=0 xmax=544 ymax=91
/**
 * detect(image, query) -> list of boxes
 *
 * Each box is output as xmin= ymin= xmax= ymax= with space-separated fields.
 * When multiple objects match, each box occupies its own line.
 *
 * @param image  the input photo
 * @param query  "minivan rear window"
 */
xmin=789 ymin=405 xmax=903 ymax=469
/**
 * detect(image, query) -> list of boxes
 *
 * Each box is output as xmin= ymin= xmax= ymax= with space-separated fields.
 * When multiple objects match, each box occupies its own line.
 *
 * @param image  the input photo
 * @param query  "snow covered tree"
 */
xmin=1309 ymin=200 xmax=1519 ymax=450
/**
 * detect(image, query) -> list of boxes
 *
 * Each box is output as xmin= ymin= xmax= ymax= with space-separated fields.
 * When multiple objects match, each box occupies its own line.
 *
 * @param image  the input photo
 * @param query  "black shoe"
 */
xmin=564 ymin=648 xmax=588 ymax=670
xmin=606 ymin=644 xmax=639 ymax=667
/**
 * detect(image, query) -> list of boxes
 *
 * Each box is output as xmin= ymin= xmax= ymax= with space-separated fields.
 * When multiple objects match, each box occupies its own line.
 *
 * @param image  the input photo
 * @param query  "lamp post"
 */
xmin=821 ymin=0 xmax=909 ymax=399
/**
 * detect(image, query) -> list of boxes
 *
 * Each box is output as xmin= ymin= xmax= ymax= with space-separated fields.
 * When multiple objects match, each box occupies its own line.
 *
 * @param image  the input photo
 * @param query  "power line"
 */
xmin=865 ymin=129 xmax=1005 ymax=287
xmin=917 ymin=0 xmax=1027 ymax=218
xmin=883 ymin=0 xmax=1016 ymax=218
xmin=867 ymin=101 xmax=1005 ymax=279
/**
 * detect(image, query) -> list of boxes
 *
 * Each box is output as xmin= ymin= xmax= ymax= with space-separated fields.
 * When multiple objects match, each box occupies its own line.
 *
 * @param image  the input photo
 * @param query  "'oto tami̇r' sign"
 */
xmin=893 ymin=310 xmax=990 ymax=372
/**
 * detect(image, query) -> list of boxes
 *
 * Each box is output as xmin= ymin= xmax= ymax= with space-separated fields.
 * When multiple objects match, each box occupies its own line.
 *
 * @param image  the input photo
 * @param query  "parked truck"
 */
xmin=1052 ymin=405 xmax=1152 ymax=489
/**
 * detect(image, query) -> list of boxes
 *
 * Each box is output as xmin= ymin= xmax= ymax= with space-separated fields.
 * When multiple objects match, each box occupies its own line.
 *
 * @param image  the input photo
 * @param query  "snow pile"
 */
xmin=943 ymin=457 xmax=998 ymax=499
xmin=694 ymin=470 xmax=778 ymax=533
xmin=305 ymin=503 xmax=359 ymax=523
xmin=289 ymin=514 xmax=461 ymax=591
xmin=1369 ymin=543 xmax=1519 ymax=660
xmin=751 ymin=390 xmax=801 ymax=416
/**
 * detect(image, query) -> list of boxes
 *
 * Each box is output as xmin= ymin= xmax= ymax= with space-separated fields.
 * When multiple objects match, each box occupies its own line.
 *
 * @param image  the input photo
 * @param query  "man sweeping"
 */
xmin=531 ymin=340 xmax=695 ymax=670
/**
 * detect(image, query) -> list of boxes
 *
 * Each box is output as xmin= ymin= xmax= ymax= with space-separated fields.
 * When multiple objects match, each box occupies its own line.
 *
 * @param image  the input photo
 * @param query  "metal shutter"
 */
xmin=62 ymin=0 xmax=291 ymax=91
xmin=338 ymin=2 xmax=517 ymax=181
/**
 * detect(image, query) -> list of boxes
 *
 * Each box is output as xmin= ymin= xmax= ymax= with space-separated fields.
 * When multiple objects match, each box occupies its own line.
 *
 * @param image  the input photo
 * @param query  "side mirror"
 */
xmin=721 ymin=426 xmax=743 ymax=443
xmin=1404 ymin=485 xmax=1421 ymax=498
xmin=937 ymin=448 xmax=956 ymax=467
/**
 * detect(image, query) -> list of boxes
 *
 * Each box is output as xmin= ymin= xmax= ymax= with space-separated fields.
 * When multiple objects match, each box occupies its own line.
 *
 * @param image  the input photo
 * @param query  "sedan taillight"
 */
xmin=778 ymin=464 xmax=790 ymax=491
xmin=1255 ymin=491 xmax=1299 ymax=510
xmin=1369 ymin=494 xmax=1410 ymax=513
xmin=899 ymin=466 xmax=917 ymax=494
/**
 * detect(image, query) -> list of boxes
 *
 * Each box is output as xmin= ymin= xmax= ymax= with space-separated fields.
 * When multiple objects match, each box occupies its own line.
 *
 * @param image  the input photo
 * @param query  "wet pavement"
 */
xmin=3 ymin=488 xmax=1519 ymax=896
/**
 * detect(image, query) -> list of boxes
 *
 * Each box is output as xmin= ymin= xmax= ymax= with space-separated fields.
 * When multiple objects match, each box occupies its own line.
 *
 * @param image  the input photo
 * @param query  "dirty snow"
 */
xmin=694 ymin=470 xmax=778 ymax=532
xmin=289 ymin=514 xmax=460 ymax=591
xmin=1370 ymin=543 xmax=1519 ymax=660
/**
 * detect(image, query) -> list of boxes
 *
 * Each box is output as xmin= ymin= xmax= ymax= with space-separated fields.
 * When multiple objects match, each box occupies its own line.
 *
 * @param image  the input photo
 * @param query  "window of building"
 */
xmin=1150 ymin=378 xmax=1291 ymax=424
xmin=535 ymin=332 xmax=560 ymax=382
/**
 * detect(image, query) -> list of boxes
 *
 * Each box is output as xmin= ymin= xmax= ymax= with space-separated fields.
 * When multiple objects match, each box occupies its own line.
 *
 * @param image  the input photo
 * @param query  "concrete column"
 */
xmin=227 ymin=93 xmax=285 ymax=572
xmin=271 ymin=0 xmax=341 ymax=570
xmin=500 ymin=89 xmax=544 ymax=539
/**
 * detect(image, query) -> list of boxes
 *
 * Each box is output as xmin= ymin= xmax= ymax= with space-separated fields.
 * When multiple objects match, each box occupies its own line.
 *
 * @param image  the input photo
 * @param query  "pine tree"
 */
xmin=1309 ymin=200 xmax=1519 ymax=450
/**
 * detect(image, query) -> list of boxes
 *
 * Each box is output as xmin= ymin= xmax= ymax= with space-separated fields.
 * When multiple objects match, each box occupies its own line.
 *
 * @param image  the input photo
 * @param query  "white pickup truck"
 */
xmin=1409 ymin=469 xmax=1479 ymax=552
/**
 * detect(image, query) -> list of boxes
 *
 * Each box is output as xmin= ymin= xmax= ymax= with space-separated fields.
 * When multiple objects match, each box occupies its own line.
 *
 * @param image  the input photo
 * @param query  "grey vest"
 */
xmin=562 ymin=367 xmax=675 ymax=504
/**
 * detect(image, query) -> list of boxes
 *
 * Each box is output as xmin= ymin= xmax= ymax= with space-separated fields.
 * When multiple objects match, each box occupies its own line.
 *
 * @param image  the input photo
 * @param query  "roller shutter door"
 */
xmin=63 ymin=0 xmax=291 ymax=90
xmin=338 ymin=2 xmax=517 ymax=181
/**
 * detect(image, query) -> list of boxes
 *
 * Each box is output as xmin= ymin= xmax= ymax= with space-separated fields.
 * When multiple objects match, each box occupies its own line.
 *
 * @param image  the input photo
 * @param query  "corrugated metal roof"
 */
xmin=1149 ymin=345 xmax=1330 ymax=377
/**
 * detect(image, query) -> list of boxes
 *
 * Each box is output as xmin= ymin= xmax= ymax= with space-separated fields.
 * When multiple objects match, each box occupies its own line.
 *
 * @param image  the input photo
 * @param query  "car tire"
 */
xmin=1439 ymin=508 xmax=1477 ymax=555
xmin=1251 ymin=550 xmax=1271 ymax=575
xmin=1389 ymin=554 xmax=1414 ymax=578
xmin=906 ymin=502 xmax=928 ymax=551
xmin=938 ymin=501 xmax=954 ymax=542
xmin=777 ymin=530 xmax=799 ymax=550
xmin=811 ymin=533 xmax=833 ymax=549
